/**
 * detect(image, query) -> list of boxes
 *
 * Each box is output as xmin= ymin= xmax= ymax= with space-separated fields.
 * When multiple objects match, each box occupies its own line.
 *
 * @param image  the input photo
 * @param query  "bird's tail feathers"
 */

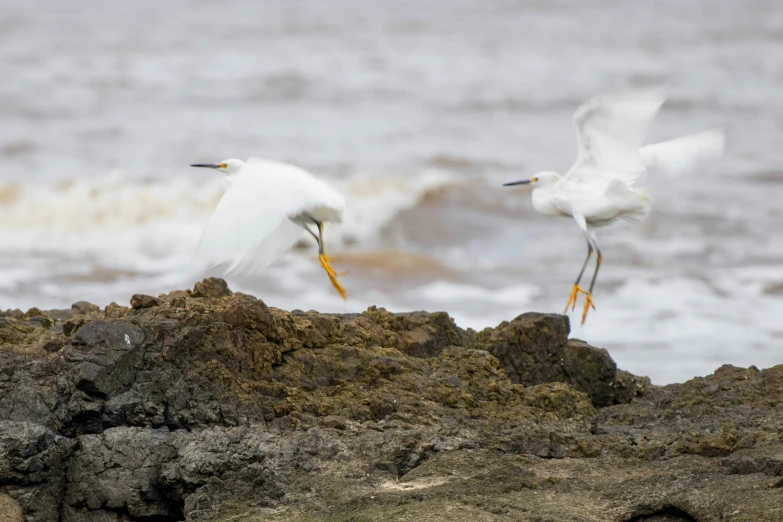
xmin=605 ymin=179 xmax=653 ymax=223
xmin=619 ymin=206 xmax=651 ymax=224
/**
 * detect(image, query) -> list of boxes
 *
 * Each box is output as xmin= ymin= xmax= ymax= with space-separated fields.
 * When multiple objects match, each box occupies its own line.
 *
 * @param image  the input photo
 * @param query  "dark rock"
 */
xmin=562 ymin=339 xmax=619 ymax=407
xmin=24 ymin=314 xmax=53 ymax=329
xmin=42 ymin=308 xmax=76 ymax=323
xmin=63 ymin=427 xmax=179 ymax=520
xmin=191 ymin=277 xmax=231 ymax=298
xmin=22 ymin=308 xmax=46 ymax=320
xmin=364 ymin=307 xmax=466 ymax=358
xmin=615 ymin=368 xmax=653 ymax=403
xmin=67 ymin=321 xmax=146 ymax=399
xmin=71 ymin=301 xmax=100 ymax=315
xmin=62 ymin=316 xmax=85 ymax=337
xmin=628 ymin=510 xmax=698 ymax=522
xmin=42 ymin=338 xmax=63 ymax=353
xmin=477 ymin=313 xmax=571 ymax=382
xmin=0 ymin=421 xmax=74 ymax=522
xmin=0 ymin=279 xmax=781 ymax=521
xmin=129 ymin=294 xmax=160 ymax=309
xmin=477 ymin=312 xmax=635 ymax=407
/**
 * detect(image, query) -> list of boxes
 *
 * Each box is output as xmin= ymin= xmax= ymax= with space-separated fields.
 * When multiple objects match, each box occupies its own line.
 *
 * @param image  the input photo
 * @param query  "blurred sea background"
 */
xmin=1 ymin=0 xmax=782 ymax=384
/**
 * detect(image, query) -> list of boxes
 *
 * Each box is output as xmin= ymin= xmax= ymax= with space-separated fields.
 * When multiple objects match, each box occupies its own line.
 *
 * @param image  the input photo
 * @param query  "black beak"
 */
xmin=190 ymin=163 xmax=221 ymax=169
xmin=502 ymin=179 xmax=532 ymax=186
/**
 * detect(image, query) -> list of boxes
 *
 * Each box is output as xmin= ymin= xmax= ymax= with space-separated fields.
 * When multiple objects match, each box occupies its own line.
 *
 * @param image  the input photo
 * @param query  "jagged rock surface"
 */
xmin=0 ymin=278 xmax=780 ymax=522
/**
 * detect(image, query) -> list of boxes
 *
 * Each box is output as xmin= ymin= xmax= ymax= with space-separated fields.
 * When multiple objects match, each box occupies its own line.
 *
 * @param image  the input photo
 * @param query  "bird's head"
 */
xmin=502 ymin=171 xmax=560 ymax=188
xmin=190 ymin=158 xmax=245 ymax=175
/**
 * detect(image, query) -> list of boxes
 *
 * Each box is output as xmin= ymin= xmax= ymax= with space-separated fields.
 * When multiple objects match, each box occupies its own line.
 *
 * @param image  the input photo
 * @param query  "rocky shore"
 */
xmin=0 ymin=278 xmax=780 ymax=521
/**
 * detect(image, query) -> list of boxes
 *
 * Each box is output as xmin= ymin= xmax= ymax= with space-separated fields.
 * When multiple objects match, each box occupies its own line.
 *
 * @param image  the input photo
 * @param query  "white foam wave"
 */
xmin=0 ymin=169 xmax=458 ymax=276
xmin=0 ymin=173 xmax=219 ymax=264
xmin=568 ymin=275 xmax=783 ymax=384
xmin=333 ymin=169 xmax=456 ymax=245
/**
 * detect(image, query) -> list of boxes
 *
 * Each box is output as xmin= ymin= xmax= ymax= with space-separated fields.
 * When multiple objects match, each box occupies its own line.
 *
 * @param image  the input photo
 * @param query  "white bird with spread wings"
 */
xmin=503 ymin=87 xmax=725 ymax=324
xmin=190 ymin=157 xmax=347 ymax=299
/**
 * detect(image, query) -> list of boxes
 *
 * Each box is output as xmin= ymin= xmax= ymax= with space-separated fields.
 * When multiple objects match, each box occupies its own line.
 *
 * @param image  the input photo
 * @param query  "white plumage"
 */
xmin=640 ymin=128 xmax=725 ymax=179
xmin=191 ymin=157 xmax=347 ymax=298
xmin=571 ymin=86 xmax=668 ymax=184
xmin=503 ymin=87 xmax=725 ymax=324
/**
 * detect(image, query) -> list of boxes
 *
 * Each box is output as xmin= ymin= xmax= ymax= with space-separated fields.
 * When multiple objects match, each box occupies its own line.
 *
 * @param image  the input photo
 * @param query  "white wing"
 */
xmin=568 ymin=87 xmax=667 ymax=183
xmin=245 ymin=157 xmax=344 ymax=223
xmin=195 ymin=158 xmax=345 ymax=274
xmin=640 ymin=128 xmax=725 ymax=178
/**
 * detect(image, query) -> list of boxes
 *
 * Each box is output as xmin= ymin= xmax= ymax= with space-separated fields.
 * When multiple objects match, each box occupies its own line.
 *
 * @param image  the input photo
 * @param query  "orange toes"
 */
xmin=318 ymin=254 xmax=347 ymax=300
xmin=580 ymin=293 xmax=596 ymax=325
xmin=564 ymin=284 xmax=587 ymax=313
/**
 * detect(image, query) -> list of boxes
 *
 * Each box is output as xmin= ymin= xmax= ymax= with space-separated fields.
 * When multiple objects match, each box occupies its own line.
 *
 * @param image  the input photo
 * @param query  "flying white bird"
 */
xmin=503 ymin=87 xmax=724 ymax=324
xmin=191 ymin=157 xmax=347 ymax=299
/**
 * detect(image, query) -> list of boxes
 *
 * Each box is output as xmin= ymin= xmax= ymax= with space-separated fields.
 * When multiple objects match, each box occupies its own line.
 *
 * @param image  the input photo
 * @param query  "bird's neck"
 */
xmin=531 ymin=185 xmax=561 ymax=216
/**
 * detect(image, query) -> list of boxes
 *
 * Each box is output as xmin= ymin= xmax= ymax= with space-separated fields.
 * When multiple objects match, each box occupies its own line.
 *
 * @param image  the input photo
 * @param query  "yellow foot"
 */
xmin=319 ymin=254 xmax=347 ymax=300
xmin=580 ymin=293 xmax=596 ymax=325
xmin=564 ymin=285 xmax=588 ymax=313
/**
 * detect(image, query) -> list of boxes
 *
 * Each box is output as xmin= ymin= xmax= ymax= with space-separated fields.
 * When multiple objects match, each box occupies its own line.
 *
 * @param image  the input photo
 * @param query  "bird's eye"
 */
xmin=531 ymin=177 xmax=538 ymax=183
xmin=218 ymin=163 xmax=227 ymax=169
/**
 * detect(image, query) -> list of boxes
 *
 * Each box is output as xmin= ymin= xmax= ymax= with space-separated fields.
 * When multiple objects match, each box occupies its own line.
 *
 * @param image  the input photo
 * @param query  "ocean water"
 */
xmin=1 ymin=0 xmax=782 ymax=384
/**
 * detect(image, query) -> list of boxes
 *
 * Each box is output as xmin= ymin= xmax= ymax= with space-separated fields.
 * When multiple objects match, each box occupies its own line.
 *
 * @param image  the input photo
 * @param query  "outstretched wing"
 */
xmin=195 ymin=158 xmax=345 ymax=274
xmin=245 ymin=157 xmax=344 ymax=223
xmin=569 ymin=87 xmax=667 ymax=183
xmin=640 ymin=128 xmax=725 ymax=178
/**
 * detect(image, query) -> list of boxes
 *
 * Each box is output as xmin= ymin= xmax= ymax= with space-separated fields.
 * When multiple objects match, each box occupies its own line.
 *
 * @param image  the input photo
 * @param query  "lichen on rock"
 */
xmin=0 ymin=278 xmax=780 ymax=521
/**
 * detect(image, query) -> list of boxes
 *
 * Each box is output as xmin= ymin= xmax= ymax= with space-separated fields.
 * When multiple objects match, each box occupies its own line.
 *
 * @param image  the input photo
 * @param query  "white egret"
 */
xmin=503 ymin=87 xmax=724 ymax=324
xmin=191 ymin=157 xmax=347 ymax=299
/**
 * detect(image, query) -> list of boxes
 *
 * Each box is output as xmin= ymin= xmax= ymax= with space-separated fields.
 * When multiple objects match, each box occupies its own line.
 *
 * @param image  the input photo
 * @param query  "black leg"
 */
xmin=315 ymin=220 xmax=326 ymax=256
xmin=302 ymin=214 xmax=325 ymax=254
xmin=587 ymin=245 xmax=603 ymax=294
xmin=580 ymin=244 xmax=602 ymax=325
xmin=574 ymin=238 xmax=594 ymax=288
xmin=302 ymin=224 xmax=319 ymax=243
xmin=565 ymin=236 xmax=594 ymax=312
